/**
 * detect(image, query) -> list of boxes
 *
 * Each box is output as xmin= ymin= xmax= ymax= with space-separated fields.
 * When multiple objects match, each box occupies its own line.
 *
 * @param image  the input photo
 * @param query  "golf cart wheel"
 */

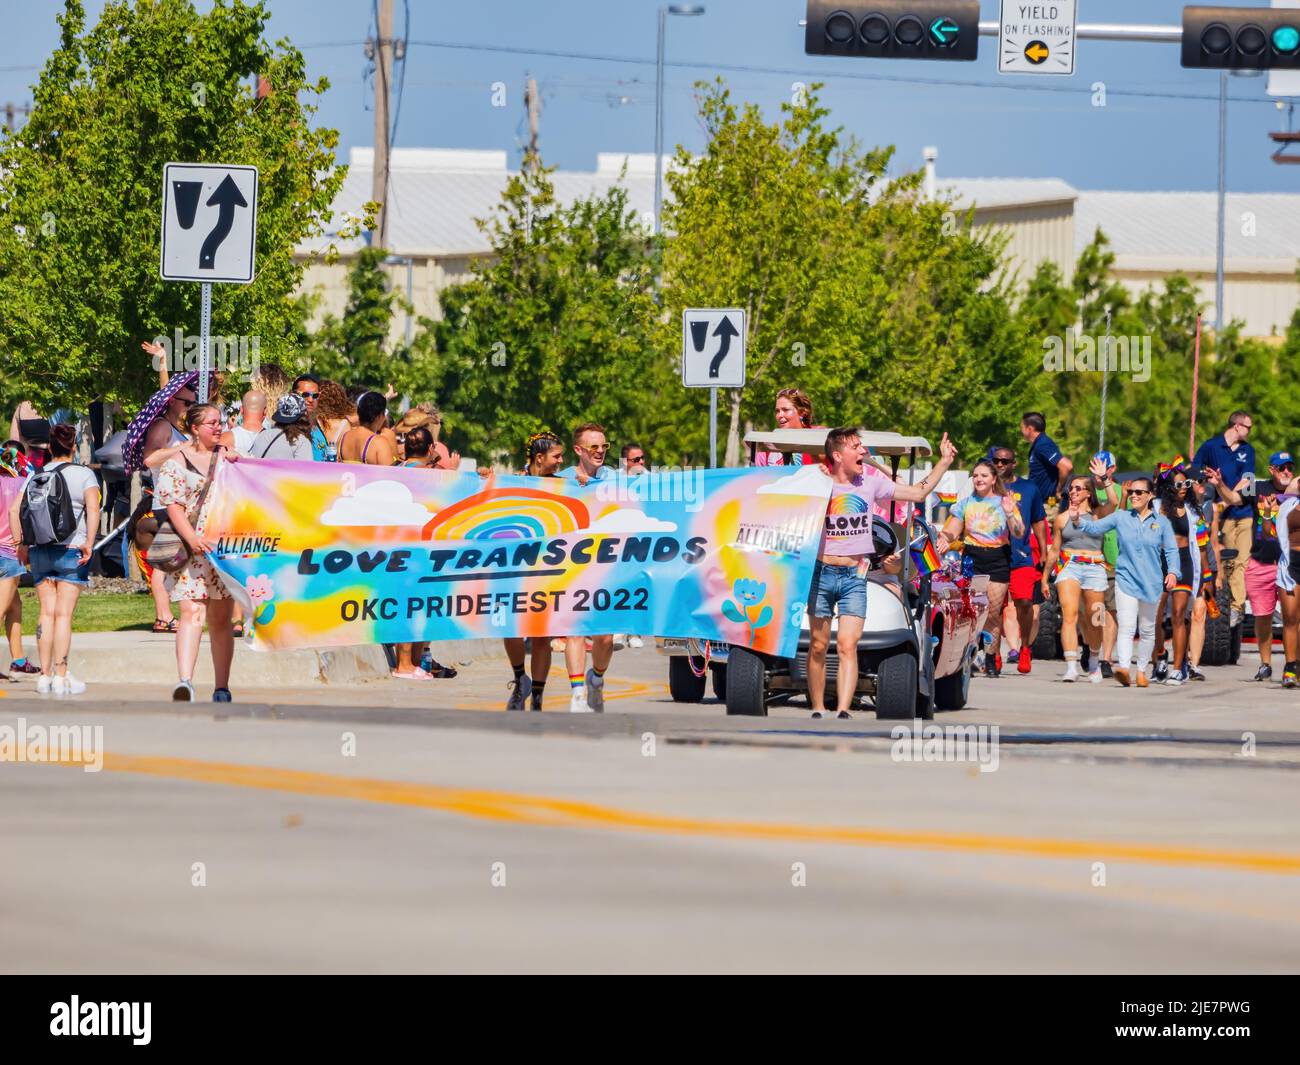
xmin=1032 ymin=591 xmax=1062 ymax=661
xmin=1202 ymin=585 xmax=1233 ymax=667
xmin=874 ymin=651 xmax=919 ymax=720
xmin=934 ymin=651 xmax=972 ymax=711
xmin=668 ymin=655 xmax=707 ymax=702
xmin=724 ymin=645 xmax=768 ymax=717
xmin=710 ymin=663 xmax=727 ymax=702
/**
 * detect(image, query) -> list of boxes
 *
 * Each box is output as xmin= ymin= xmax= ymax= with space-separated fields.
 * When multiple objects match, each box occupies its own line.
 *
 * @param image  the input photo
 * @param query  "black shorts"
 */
xmin=1290 ymin=556 xmax=1300 ymax=587
xmin=965 ymin=545 xmax=1012 ymax=584
xmin=1172 ymin=547 xmax=1195 ymax=593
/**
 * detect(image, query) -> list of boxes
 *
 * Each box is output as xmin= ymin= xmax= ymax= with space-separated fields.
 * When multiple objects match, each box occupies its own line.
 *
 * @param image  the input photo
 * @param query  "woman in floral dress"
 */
xmin=155 ymin=402 xmax=235 ymax=703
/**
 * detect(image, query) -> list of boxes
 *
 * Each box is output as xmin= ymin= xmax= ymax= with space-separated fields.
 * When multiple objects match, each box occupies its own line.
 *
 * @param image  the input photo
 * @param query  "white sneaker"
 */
xmin=36 ymin=674 xmax=53 ymax=695
xmin=53 ymin=673 xmax=86 ymax=696
xmin=569 ymin=689 xmax=593 ymax=714
xmin=1087 ymin=667 xmax=1102 ymax=685
xmin=1062 ymin=659 xmax=1079 ymax=682
xmin=611 ymin=634 xmax=627 ymax=650
xmin=585 ymin=669 xmax=605 ymax=712
xmin=172 ymin=679 xmax=195 ymax=701
xmin=628 ymin=635 xmax=644 ymax=649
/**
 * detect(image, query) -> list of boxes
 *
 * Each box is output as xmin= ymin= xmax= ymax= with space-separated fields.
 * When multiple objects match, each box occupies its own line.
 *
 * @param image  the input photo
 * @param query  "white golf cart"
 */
xmin=658 ymin=429 xmax=990 ymax=717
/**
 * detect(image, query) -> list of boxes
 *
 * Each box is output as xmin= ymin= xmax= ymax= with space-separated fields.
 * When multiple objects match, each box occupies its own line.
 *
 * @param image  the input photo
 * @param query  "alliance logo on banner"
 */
xmin=201 ymin=460 xmax=832 ymax=657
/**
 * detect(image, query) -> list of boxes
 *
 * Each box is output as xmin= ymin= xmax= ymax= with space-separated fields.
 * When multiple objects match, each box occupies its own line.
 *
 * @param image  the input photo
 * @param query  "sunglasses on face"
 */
xmin=992 ymin=456 xmax=1014 ymax=465
xmin=177 ymin=397 xmax=196 ymax=407
xmin=580 ymin=443 xmax=609 ymax=453
xmin=1130 ymin=488 xmax=1151 ymax=496
xmin=1173 ymin=479 xmax=1193 ymax=490
xmin=628 ymin=455 xmax=646 ymax=465
xmin=295 ymin=389 xmax=318 ymax=398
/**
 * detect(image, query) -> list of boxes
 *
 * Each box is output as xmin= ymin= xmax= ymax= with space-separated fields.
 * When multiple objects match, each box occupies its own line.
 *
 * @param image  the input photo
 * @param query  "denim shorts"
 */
xmin=809 ymin=560 xmax=868 ymax=619
xmin=0 ymin=554 xmax=24 ymax=580
xmin=1057 ymin=559 xmax=1108 ymax=592
xmin=28 ymin=545 xmax=89 ymax=586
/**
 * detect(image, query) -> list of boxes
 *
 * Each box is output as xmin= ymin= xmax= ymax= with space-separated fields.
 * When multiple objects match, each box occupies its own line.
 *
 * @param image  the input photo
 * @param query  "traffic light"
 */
xmin=804 ymin=0 xmax=980 ymax=62
xmin=1182 ymin=6 xmax=1300 ymax=70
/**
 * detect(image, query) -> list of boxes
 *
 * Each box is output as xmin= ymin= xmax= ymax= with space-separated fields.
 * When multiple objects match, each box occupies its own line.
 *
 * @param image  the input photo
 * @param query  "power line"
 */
xmin=404 ymin=37 xmax=1283 ymax=107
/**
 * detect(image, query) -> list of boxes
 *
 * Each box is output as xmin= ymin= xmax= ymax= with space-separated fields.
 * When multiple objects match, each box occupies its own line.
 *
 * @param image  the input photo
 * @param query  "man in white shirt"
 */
xmin=228 ymin=391 xmax=267 ymax=455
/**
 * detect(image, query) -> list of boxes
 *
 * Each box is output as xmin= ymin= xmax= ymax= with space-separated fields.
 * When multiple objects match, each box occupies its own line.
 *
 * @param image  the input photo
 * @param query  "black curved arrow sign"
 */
xmin=199 ymin=174 xmax=249 ymax=270
xmin=709 ymin=315 xmax=739 ymax=378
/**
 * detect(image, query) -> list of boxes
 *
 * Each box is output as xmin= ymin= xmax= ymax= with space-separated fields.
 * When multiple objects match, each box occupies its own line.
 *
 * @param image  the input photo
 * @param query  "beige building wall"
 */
xmin=1113 ymin=266 xmax=1300 ymax=339
xmin=970 ymin=201 xmax=1076 ymax=286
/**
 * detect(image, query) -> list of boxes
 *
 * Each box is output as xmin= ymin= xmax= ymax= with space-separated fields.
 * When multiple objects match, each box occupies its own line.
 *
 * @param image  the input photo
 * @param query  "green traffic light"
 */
xmin=1273 ymin=25 xmax=1300 ymax=54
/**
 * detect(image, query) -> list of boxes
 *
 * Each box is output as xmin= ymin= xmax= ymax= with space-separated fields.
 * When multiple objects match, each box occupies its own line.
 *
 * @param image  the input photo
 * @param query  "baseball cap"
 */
xmin=271 ymin=393 xmax=307 ymax=426
xmin=1093 ymin=450 xmax=1116 ymax=469
xmin=1269 ymin=451 xmax=1294 ymax=468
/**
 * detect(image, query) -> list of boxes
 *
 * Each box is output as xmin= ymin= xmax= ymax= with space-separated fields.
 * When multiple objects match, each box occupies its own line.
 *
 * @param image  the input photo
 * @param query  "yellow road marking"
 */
xmin=35 ymin=752 xmax=1300 ymax=876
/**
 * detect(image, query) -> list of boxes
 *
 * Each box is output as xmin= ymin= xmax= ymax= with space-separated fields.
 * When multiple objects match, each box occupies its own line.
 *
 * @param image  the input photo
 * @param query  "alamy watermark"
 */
xmin=0 ymin=716 xmax=103 ymax=772
xmin=890 ymin=722 xmax=1000 ymax=773
xmin=1043 ymin=332 xmax=1150 ymax=383
xmin=595 ymin=467 xmax=707 ymax=512
xmin=150 ymin=328 xmax=261 ymax=379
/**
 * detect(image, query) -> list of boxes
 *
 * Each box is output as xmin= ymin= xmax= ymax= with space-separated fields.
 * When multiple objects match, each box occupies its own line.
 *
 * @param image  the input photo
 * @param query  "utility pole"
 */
xmin=369 ymin=0 xmax=394 ymax=249
xmin=3 ymin=102 xmax=32 ymax=132
xmin=524 ymin=76 xmax=541 ymax=170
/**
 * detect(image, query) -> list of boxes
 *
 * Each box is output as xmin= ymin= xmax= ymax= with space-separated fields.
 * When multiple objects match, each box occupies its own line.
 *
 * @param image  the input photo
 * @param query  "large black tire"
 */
xmin=668 ymin=655 xmax=707 ymax=702
xmin=710 ymin=663 xmax=727 ymax=702
xmin=725 ymin=645 xmax=767 ymax=716
xmin=1202 ymin=586 xmax=1234 ymax=667
xmin=874 ymin=651 xmax=919 ymax=720
xmin=1032 ymin=593 xmax=1062 ymax=661
xmin=934 ymin=650 xmax=972 ymax=711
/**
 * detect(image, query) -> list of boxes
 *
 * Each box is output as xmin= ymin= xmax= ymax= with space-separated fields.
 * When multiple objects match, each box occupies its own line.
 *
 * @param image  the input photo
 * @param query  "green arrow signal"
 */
xmin=929 ymin=16 xmax=959 ymax=47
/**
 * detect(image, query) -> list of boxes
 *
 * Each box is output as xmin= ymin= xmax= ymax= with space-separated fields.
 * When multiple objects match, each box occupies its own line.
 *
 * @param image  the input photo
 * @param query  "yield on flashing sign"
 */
xmin=998 ymin=0 xmax=1077 ymax=76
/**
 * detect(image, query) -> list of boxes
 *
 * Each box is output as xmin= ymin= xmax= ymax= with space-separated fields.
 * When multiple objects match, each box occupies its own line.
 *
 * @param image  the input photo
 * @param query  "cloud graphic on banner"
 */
xmin=755 ymin=466 xmax=831 ymax=497
xmin=320 ymin=481 xmax=432 ymax=526
xmin=585 ymin=509 xmax=678 ymax=534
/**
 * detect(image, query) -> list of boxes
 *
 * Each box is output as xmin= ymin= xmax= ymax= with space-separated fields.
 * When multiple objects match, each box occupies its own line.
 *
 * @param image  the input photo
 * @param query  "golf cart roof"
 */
xmin=743 ymin=428 xmax=933 ymax=458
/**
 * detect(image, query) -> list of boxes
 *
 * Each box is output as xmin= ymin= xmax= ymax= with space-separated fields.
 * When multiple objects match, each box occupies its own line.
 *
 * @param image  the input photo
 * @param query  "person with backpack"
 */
xmin=9 ymin=424 xmax=99 ymax=695
xmin=249 ymin=394 xmax=316 ymax=461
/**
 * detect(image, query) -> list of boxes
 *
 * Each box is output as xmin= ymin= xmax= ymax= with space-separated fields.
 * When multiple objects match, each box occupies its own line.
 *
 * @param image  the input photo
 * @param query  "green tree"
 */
xmin=0 ymin=0 xmax=348 ymax=414
xmin=430 ymin=162 xmax=665 ymax=466
xmin=661 ymin=81 xmax=1041 ymax=465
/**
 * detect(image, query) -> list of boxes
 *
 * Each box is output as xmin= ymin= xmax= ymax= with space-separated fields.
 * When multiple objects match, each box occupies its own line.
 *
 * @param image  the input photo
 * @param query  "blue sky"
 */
xmin=5 ymin=1 xmax=1299 ymax=191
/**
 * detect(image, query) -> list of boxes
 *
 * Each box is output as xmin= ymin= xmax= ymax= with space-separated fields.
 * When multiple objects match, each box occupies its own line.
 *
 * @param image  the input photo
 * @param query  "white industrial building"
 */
xmin=296 ymin=147 xmax=1300 ymax=340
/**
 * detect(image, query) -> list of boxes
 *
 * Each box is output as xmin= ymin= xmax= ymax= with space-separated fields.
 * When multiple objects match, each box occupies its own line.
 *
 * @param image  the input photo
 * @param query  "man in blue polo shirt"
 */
xmin=1020 ymin=411 xmax=1072 ymax=517
xmin=991 ymin=446 xmax=1047 ymax=675
xmin=1193 ymin=410 xmax=1256 ymax=624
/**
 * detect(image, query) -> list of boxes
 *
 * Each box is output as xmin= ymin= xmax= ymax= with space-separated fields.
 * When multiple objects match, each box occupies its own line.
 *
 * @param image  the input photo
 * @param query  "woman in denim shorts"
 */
xmin=12 ymin=424 xmax=99 ymax=695
xmin=1043 ymin=475 xmax=1113 ymax=683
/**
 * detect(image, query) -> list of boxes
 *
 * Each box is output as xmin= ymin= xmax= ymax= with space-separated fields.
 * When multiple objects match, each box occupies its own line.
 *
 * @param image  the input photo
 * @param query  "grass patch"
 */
xmin=16 ymin=589 xmax=157 ymax=634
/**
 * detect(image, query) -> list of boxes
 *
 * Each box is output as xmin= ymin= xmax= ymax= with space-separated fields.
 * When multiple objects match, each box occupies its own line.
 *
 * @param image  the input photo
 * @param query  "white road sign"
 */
xmin=682 ymin=308 xmax=746 ymax=389
xmin=998 ymin=0 xmax=1077 ymax=76
xmin=160 ymin=162 xmax=259 ymax=283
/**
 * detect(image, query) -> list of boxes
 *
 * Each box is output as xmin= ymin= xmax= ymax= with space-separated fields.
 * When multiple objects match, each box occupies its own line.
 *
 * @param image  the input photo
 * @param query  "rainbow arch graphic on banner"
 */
xmin=421 ymin=487 xmax=590 ymax=541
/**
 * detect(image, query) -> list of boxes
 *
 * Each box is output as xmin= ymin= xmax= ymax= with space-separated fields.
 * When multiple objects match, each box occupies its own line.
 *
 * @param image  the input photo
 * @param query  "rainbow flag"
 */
xmin=910 ymin=534 xmax=942 ymax=576
xmin=934 ymin=491 xmax=958 ymax=506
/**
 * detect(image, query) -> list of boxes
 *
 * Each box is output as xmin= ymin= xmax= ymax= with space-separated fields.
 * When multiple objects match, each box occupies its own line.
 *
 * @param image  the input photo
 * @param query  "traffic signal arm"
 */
xmin=805 ymin=0 xmax=980 ymax=61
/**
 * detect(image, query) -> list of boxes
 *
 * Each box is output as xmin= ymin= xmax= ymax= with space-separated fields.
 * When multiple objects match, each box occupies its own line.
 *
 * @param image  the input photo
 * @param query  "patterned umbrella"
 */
xmin=122 ymin=370 xmax=212 ymax=474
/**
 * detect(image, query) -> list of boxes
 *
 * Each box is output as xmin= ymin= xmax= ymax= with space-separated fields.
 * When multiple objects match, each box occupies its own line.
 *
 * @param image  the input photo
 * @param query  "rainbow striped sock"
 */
xmin=569 ymin=673 xmax=585 ymax=691
xmin=593 ymin=665 xmax=606 ymax=678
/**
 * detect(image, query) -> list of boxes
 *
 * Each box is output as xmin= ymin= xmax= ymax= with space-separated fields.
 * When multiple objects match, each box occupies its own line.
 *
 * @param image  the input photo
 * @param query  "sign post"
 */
xmin=682 ymin=308 xmax=746 ymax=468
xmin=160 ymin=162 xmax=259 ymax=402
xmin=998 ymin=0 xmax=1078 ymax=76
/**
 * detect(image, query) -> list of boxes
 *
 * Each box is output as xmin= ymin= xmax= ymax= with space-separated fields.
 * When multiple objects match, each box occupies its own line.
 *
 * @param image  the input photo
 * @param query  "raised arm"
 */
xmin=891 ymin=432 xmax=958 ymax=503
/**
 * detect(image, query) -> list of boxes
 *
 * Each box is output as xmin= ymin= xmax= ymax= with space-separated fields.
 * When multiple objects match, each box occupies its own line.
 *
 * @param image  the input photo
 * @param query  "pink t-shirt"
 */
xmin=0 ymin=475 xmax=28 ymax=560
xmin=820 ymin=475 xmax=897 ymax=556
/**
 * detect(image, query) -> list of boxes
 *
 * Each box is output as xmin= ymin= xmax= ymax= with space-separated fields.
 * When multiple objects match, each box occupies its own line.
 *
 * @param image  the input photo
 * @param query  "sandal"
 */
xmin=152 ymin=618 xmax=178 ymax=634
xmin=427 ymin=662 xmax=457 ymax=679
xmin=232 ymin=621 xmax=245 ymax=638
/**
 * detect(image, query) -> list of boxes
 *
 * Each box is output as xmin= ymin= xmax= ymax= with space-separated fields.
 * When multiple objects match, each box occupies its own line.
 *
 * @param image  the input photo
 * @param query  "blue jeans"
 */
xmin=28 ymin=545 xmax=89 ymax=586
xmin=809 ymin=560 xmax=867 ymax=619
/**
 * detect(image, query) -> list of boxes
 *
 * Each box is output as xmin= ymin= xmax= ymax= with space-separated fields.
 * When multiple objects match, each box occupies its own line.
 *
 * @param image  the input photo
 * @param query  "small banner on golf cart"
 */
xmin=201 ymin=459 xmax=831 ymax=657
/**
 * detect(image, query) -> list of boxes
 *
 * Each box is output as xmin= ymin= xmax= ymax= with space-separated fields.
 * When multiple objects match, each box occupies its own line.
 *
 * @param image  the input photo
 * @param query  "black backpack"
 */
xmin=19 ymin=463 xmax=77 ymax=546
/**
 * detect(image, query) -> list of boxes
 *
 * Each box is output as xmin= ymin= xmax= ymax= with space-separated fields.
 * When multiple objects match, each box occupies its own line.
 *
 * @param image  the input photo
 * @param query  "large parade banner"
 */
xmin=202 ymin=459 xmax=832 ymax=657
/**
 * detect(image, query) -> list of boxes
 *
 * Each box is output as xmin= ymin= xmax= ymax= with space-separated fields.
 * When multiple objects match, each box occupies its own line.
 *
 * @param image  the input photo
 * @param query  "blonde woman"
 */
xmin=154 ymin=403 xmax=236 ymax=703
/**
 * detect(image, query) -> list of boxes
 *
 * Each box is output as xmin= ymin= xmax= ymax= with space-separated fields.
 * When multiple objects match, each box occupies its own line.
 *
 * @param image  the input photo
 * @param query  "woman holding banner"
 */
xmin=154 ymin=403 xmax=236 ymax=703
xmin=505 ymin=431 xmax=566 ymax=711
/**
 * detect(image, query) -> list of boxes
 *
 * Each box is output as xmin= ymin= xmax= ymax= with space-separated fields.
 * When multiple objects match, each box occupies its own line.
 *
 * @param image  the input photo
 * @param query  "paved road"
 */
xmin=2 ymin=647 xmax=1298 ymax=973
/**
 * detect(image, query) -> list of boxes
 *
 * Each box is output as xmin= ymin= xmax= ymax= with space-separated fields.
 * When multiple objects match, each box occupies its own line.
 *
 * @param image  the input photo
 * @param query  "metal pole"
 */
xmin=976 ymin=22 xmax=1181 ymax=43
xmin=198 ymin=281 xmax=212 ymax=403
xmin=708 ymin=386 xmax=717 ymax=468
xmin=654 ymin=7 xmax=666 ymax=235
xmin=404 ymin=257 xmax=414 ymax=349
xmin=1215 ymin=71 xmax=1227 ymax=332
xmin=1098 ymin=309 xmax=1111 ymax=451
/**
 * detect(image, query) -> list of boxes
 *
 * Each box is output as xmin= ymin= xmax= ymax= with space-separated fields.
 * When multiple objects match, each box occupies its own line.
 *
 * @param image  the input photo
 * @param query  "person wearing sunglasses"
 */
xmin=1193 ymin=411 xmax=1256 ymax=626
xmin=291 ymin=374 xmax=331 ymax=463
xmin=559 ymin=422 xmax=615 ymax=712
xmin=990 ymin=447 xmax=1047 ymax=676
xmin=1042 ymin=474 xmax=1113 ymax=683
xmin=1074 ymin=477 xmax=1179 ymax=688
xmin=621 ymin=442 xmax=649 ymax=477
